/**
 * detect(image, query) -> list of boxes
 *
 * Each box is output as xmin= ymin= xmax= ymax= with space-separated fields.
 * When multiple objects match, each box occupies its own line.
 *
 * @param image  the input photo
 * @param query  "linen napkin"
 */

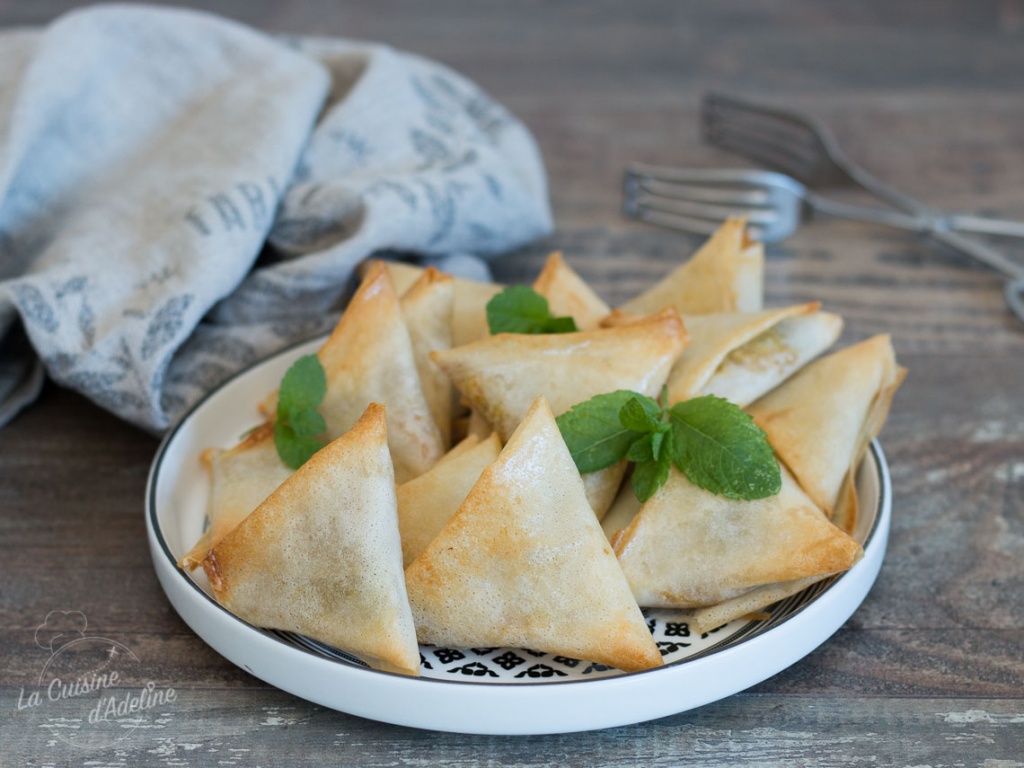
xmin=0 ymin=5 xmax=552 ymax=432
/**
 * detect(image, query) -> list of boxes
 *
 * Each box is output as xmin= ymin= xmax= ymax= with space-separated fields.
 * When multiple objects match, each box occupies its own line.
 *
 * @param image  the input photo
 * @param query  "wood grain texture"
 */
xmin=2 ymin=0 xmax=1024 ymax=765
xmin=5 ymin=689 xmax=1024 ymax=767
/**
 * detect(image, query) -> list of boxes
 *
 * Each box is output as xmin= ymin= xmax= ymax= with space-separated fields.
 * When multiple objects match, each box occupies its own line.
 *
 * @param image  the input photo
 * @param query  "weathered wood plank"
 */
xmin=6 ymin=688 xmax=1024 ymax=767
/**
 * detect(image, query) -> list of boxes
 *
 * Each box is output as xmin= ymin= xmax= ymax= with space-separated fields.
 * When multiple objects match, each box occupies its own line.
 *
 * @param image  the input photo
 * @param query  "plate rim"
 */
xmin=145 ymin=335 xmax=892 ymax=733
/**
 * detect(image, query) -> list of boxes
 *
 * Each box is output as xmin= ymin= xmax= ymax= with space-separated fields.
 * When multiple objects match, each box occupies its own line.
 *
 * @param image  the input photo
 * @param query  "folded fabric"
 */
xmin=0 ymin=5 xmax=552 ymax=431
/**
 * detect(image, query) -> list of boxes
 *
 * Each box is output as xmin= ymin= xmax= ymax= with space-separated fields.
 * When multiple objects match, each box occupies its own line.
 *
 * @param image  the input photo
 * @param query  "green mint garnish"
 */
xmin=555 ymin=391 xmax=642 ymax=473
xmin=486 ymin=285 xmax=579 ymax=335
xmin=631 ymin=440 xmax=673 ymax=502
xmin=274 ymin=354 xmax=328 ymax=469
xmin=556 ymin=390 xmax=781 ymax=503
xmin=668 ymin=396 xmax=781 ymax=501
xmin=618 ymin=393 xmax=662 ymax=433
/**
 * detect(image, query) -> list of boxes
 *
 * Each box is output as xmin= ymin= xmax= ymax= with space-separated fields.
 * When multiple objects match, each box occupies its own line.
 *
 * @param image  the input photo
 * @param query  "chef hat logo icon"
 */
xmin=34 ymin=610 xmax=89 ymax=654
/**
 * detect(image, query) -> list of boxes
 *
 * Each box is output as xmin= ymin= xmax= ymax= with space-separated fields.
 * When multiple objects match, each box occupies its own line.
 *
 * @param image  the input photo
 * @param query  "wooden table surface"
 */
xmin=4 ymin=1 xmax=1023 ymax=765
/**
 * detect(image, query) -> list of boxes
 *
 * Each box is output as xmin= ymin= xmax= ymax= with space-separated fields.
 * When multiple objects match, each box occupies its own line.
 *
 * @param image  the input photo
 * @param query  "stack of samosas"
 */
xmin=179 ymin=218 xmax=904 ymax=675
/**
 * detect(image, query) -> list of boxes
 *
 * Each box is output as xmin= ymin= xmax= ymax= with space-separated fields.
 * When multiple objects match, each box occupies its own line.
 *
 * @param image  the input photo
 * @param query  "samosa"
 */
xmin=746 ymin=334 xmax=905 ymax=533
xmin=307 ymin=261 xmax=444 ymax=482
xmin=677 ymin=575 xmax=834 ymax=635
xmin=400 ymin=267 xmax=455 ymax=449
xmin=404 ymin=397 xmax=663 ymax=672
xmin=666 ymin=303 xmax=843 ymax=406
xmin=201 ymin=404 xmax=421 ymax=676
xmin=430 ymin=309 xmax=688 ymax=517
xmin=397 ymin=433 xmax=502 ymax=567
xmin=611 ymin=464 xmax=862 ymax=610
xmin=374 ymin=260 xmax=503 ymax=346
xmin=178 ymin=423 xmax=293 ymax=571
xmin=533 ymin=251 xmax=610 ymax=331
xmin=614 ymin=217 xmax=763 ymax=320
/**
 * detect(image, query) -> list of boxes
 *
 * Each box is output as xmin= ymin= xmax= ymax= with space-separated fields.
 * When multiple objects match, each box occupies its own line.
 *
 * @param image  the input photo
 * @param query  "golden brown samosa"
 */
xmin=397 ymin=432 xmax=502 ymax=567
xmin=313 ymin=261 xmax=443 ymax=483
xmin=677 ymin=575 xmax=834 ymax=635
xmin=376 ymin=260 xmax=427 ymax=296
xmin=431 ymin=309 xmax=687 ymax=443
xmin=431 ymin=309 xmax=688 ymax=517
xmin=666 ymin=303 xmax=843 ymax=406
xmin=404 ymin=397 xmax=663 ymax=672
xmin=400 ymin=267 xmax=455 ymax=449
xmin=616 ymin=217 xmax=764 ymax=319
xmin=532 ymin=251 xmax=610 ymax=331
xmin=202 ymin=404 xmax=421 ymax=676
xmin=434 ymin=433 xmax=481 ymax=468
xmin=372 ymin=260 xmax=503 ymax=347
xmin=600 ymin=479 xmax=643 ymax=541
xmin=612 ymin=464 xmax=862 ymax=609
xmin=746 ymin=334 xmax=905 ymax=533
xmin=178 ymin=423 xmax=293 ymax=571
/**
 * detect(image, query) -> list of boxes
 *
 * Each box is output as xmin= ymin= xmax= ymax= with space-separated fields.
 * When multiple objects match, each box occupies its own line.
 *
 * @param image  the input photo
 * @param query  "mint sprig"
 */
xmin=557 ymin=391 xmax=643 ymax=472
xmin=555 ymin=390 xmax=781 ymax=503
xmin=668 ymin=397 xmax=780 ymax=500
xmin=486 ymin=285 xmax=578 ymax=335
xmin=274 ymin=354 xmax=328 ymax=469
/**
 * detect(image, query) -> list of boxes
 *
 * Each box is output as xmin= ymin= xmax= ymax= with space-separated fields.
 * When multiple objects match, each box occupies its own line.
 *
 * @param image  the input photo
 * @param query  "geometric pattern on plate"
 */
xmin=271 ymin=581 xmax=838 ymax=683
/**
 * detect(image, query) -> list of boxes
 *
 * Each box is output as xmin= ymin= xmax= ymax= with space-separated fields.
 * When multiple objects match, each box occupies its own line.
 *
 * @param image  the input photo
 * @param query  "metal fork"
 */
xmin=701 ymin=92 xmax=1024 ymax=241
xmin=624 ymin=165 xmax=942 ymax=243
xmin=624 ymin=91 xmax=1024 ymax=324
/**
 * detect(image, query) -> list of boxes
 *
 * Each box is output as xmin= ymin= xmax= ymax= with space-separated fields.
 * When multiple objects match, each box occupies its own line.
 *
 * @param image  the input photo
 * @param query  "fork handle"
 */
xmin=826 ymin=145 xmax=1024 ymax=241
xmin=806 ymin=192 xmax=1024 ymax=279
xmin=945 ymin=214 xmax=1024 ymax=239
xmin=927 ymin=229 xmax=1024 ymax=280
xmin=804 ymin=192 xmax=931 ymax=233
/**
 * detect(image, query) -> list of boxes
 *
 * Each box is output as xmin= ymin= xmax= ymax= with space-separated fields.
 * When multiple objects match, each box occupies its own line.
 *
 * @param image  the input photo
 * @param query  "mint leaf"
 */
xmin=558 ymin=389 xmax=781 ymax=504
xmin=278 ymin=354 xmax=327 ymax=414
xmin=650 ymin=429 xmax=665 ymax=460
xmin=274 ymin=422 xmax=324 ymax=470
xmin=487 ymin=285 xmax=579 ymax=335
xmin=556 ymin=390 xmax=644 ymax=473
xmin=287 ymin=408 xmax=326 ymax=438
xmin=669 ymin=395 xmax=781 ymax=500
xmin=543 ymin=315 xmax=579 ymax=334
xmin=626 ymin=433 xmax=654 ymax=463
xmin=619 ymin=395 xmax=661 ymax=433
xmin=275 ymin=354 xmax=328 ymax=469
xmin=632 ymin=445 xmax=672 ymax=502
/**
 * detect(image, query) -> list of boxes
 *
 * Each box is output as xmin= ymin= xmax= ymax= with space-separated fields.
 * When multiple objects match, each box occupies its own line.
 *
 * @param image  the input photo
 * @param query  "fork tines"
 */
xmin=623 ymin=164 xmax=777 ymax=238
xmin=701 ymin=92 xmax=847 ymax=188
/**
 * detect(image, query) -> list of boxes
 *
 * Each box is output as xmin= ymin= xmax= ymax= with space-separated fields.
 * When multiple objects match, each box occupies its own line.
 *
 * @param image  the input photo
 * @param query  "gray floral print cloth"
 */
xmin=0 ymin=5 xmax=552 ymax=431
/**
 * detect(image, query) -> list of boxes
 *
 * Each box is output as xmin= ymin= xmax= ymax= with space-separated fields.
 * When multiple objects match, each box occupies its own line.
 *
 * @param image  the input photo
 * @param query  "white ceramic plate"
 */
xmin=146 ymin=336 xmax=891 ymax=735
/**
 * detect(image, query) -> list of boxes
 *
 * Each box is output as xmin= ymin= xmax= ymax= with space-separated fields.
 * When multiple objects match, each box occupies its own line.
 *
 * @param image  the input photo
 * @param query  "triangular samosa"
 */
xmin=178 ymin=423 xmax=293 ymax=571
xmin=746 ymin=334 xmax=905 ymax=533
xmin=431 ymin=309 xmax=688 ymax=517
xmin=533 ymin=251 xmax=610 ymax=331
xmin=434 ymin=433 xmax=481 ymax=468
xmin=612 ymin=465 xmax=862 ymax=609
xmin=616 ymin=217 xmax=764 ymax=318
xmin=374 ymin=260 xmax=503 ymax=347
xmin=397 ymin=432 xmax=502 ymax=567
xmin=431 ymin=309 xmax=687 ymax=443
xmin=314 ymin=261 xmax=444 ymax=482
xmin=600 ymin=478 xmax=643 ymax=541
xmin=666 ymin=303 xmax=843 ymax=406
xmin=202 ymin=403 xmax=421 ymax=676
xmin=404 ymin=398 xmax=663 ymax=672
xmin=677 ymin=574 xmax=833 ymax=635
xmin=400 ymin=266 xmax=455 ymax=449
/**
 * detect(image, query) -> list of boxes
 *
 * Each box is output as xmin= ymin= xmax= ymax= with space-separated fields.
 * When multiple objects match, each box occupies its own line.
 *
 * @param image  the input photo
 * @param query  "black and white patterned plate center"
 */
xmin=271 ymin=581 xmax=834 ymax=682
